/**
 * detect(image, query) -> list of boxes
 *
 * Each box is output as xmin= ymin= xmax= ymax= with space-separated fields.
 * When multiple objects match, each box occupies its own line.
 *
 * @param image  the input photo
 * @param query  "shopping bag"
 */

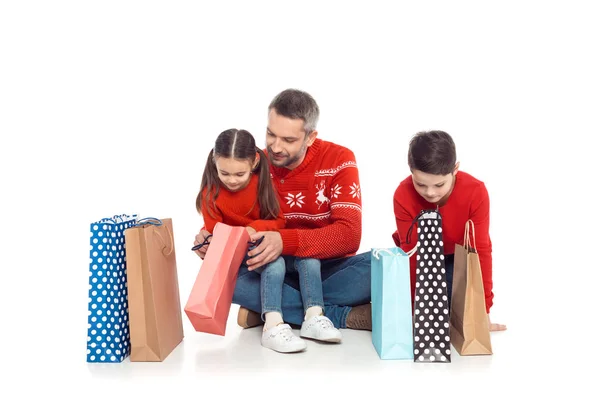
xmin=125 ymin=217 xmax=184 ymax=362
xmin=184 ymin=222 xmax=250 ymax=336
xmin=371 ymin=247 xmax=417 ymax=360
xmin=450 ymin=220 xmax=493 ymax=355
xmin=87 ymin=214 xmax=137 ymax=363
xmin=411 ymin=209 xmax=451 ymax=363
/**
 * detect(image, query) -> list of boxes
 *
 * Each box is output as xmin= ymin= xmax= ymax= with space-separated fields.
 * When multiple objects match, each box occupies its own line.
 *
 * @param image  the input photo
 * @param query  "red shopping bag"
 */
xmin=184 ymin=222 xmax=250 ymax=336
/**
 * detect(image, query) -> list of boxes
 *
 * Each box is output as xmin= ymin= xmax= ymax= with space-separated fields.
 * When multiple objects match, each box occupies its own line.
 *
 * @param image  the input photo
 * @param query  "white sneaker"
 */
xmin=261 ymin=324 xmax=307 ymax=353
xmin=300 ymin=315 xmax=343 ymax=343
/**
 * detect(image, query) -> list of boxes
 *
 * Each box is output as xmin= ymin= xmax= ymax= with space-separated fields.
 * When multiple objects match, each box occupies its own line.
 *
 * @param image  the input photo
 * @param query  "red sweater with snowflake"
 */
xmin=268 ymin=138 xmax=362 ymax=260
xmin=392 ymin=171 xmax=495 ymax=313
xmin=200 ymin=173 xmax=285 ymax=234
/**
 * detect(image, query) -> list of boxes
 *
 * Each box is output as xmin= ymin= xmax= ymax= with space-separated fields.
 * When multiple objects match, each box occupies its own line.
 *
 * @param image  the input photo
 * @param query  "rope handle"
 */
xmin=372 ymin=243 xmax=419 ymax=260
xmin=405 ymin=208 xmax=441 ymax=244
xmin=154 ymin=224 xmax=174 ymax=256
xmin=191 ymin=232 xmax=265 ymax=252
xmin=463 ymin=219 xmax=477 ymax=251
xmin=131 ymin=217 xmax=174 ymax=256
xmin=133 ymin=217 xmax=163 ymax=227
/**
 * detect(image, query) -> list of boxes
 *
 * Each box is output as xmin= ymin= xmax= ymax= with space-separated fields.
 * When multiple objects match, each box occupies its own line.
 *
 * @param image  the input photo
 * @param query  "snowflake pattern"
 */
xmin=285 ymin=192 xmax=306 ymax=208
xmin=330 ymin=184 xmax=342 ymax=199
xmin=349 ymin=183 xmax=361 ymax=199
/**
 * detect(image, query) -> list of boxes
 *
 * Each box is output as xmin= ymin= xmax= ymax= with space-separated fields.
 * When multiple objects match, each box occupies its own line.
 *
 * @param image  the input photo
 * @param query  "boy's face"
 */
xmin=411 ymin=166 xmax=458 ymax=205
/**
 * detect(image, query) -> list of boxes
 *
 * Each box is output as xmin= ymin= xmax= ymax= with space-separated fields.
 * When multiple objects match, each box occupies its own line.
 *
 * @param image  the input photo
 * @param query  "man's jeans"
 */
xmin=233 ymin=252 xmax=371 ymax=328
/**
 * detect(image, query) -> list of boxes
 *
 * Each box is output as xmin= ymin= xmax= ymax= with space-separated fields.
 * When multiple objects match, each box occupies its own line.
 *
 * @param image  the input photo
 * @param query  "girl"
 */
xmin=195 ymin=128 xmax=312 ymax=353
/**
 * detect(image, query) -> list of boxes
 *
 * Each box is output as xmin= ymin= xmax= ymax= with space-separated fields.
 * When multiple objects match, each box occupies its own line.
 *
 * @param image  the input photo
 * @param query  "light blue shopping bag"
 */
xmin=87 ymin=214 xmax=137 ymax=363
xmin=371 ymin=246 xmax=417 ymax=360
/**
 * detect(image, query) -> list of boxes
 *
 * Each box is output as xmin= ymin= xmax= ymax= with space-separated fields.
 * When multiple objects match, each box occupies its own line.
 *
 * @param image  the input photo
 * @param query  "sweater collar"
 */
xmin=271 ymin=138 xmax=322 ymax=179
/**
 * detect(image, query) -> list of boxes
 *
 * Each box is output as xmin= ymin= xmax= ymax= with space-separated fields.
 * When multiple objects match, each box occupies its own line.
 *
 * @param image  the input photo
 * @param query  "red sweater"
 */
xmin=392 ymin=171 xmax=494 ymax=313
xmin=269 ymin=139 xmax=362 ymax=259
xmin=200 ymin=173 xmax=285 ymax=234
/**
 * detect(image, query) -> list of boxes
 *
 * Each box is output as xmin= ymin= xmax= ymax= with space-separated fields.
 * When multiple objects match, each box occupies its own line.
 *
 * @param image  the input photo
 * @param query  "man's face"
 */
xmin=265 ymin=109 xmax=317 ymax=169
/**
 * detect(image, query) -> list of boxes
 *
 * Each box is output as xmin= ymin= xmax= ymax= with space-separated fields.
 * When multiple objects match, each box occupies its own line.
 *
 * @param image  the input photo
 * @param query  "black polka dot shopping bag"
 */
xmin=87 ymin=214 xmax=137 ymax=363
xmin=407 ymin=209 xmax=452 ymax=363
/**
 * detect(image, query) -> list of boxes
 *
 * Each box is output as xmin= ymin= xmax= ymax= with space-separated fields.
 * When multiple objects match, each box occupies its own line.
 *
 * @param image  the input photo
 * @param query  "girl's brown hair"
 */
xmin=196 ymin=128 xmax=280 ymax=219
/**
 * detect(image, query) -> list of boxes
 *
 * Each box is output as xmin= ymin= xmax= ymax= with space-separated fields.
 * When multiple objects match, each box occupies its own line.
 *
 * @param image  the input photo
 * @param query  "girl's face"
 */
xmin=214 ymin=156 xmax=255 ymax=192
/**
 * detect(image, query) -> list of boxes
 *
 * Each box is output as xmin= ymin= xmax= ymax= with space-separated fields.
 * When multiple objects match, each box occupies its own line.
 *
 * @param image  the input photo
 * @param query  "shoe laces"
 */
xmin=317 ymin=317 xmax=335 ymax=330
xmin=277 ymin=326 xmax=295 ymax=342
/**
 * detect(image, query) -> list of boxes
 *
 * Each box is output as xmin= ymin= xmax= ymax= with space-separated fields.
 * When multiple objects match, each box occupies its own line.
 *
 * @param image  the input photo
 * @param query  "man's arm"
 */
xmin=280 ymin=154 xmax=362 ymax=259
xmin=247 ymin=150 xmax=362 ymax=268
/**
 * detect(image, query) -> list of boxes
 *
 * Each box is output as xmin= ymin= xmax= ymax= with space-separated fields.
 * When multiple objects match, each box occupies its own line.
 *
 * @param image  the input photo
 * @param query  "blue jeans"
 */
xmin=253 ymin=257 xmax=286 ymax=319
xmin=233 ymin=252 xmax=371 ymax=328
xmin=254 ymin=257 xmax=325 ymax=320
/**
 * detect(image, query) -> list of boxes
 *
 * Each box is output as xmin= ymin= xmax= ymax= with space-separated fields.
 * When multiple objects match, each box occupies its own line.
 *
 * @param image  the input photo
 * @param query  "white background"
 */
xmin=1 ymin=1 xmax=598 ymax=398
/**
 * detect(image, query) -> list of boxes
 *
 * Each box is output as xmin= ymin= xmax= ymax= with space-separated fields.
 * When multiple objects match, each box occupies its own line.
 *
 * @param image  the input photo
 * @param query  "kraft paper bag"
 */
xmin=125 ymin=217 xmax=184 ymax=362
xmin=450 ymin=220 xmax=493 ymax=355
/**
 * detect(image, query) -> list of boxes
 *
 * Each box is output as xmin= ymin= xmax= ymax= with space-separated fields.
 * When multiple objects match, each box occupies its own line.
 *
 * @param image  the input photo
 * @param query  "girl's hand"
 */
xmin=193 ymin=229 xmax=211 ymax=259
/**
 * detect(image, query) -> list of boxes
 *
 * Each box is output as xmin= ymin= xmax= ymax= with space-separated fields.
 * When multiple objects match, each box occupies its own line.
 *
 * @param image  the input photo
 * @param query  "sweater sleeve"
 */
xmin=248 ymin=209 xmax=286 ymax=232
xmin=248 ymin=188 xmax=287 ymax=232
xmin=200 ymin=198 xmax=224 ymax=235
xmin=279 ymin=151 xmax=362 ymax=259
xmin=470 ymin=182 xmax=494 ymax=313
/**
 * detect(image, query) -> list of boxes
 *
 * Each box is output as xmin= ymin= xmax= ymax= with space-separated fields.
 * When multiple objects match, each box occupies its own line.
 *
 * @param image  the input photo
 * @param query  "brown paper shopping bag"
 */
xmin=125 ymin=218 xmax=184 ymax=361
xmin=450 ymin=220 xmax=492 ymax=355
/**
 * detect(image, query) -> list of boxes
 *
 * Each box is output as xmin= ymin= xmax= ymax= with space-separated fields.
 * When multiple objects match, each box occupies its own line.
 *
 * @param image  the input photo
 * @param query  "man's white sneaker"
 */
xmin=300 ymin=315 xmax=343 ymax=343
xmin=261 ymin=324 xmax=307 ymax=353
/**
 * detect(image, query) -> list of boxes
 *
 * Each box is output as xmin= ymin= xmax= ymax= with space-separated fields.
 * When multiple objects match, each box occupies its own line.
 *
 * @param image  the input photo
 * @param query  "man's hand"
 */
xmin=193 ymin=229 xmax=211 ymax=259
xmin=488 ymin=314 xmax=507 ymax=331
xmin=246 ymin=231 xmax=283 ymax=271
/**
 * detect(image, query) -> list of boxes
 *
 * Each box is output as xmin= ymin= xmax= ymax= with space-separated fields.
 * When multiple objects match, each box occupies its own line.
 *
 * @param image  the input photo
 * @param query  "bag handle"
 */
xmin=154 ymin=224 xmax=174 ymax=256
xmin=191 ymin=235 xmax=212 ymax=251
xmin=133 ymin=217 xmax=174 ymax=256
xmin=372 ymin=244 xmax=419 ymax=260
xmin=133 ymin=217 xmax=163 ymax=227
xmin=405 ymin=207 xmax=440 ymax=244
xmin=463 ymin=219 xmax=477 ymax=251
xmin=190 ymin=232 xmax=265 ymax=252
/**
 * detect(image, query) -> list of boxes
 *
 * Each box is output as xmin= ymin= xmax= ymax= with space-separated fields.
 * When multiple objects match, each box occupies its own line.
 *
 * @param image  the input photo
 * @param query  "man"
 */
xmin=194 ymin=88 xmax=372 ymax=331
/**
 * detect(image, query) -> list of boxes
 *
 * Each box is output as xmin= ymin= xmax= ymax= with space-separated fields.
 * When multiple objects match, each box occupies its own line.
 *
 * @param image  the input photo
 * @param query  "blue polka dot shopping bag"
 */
xmin=86 ymin=214 xmax=137 ymax=363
